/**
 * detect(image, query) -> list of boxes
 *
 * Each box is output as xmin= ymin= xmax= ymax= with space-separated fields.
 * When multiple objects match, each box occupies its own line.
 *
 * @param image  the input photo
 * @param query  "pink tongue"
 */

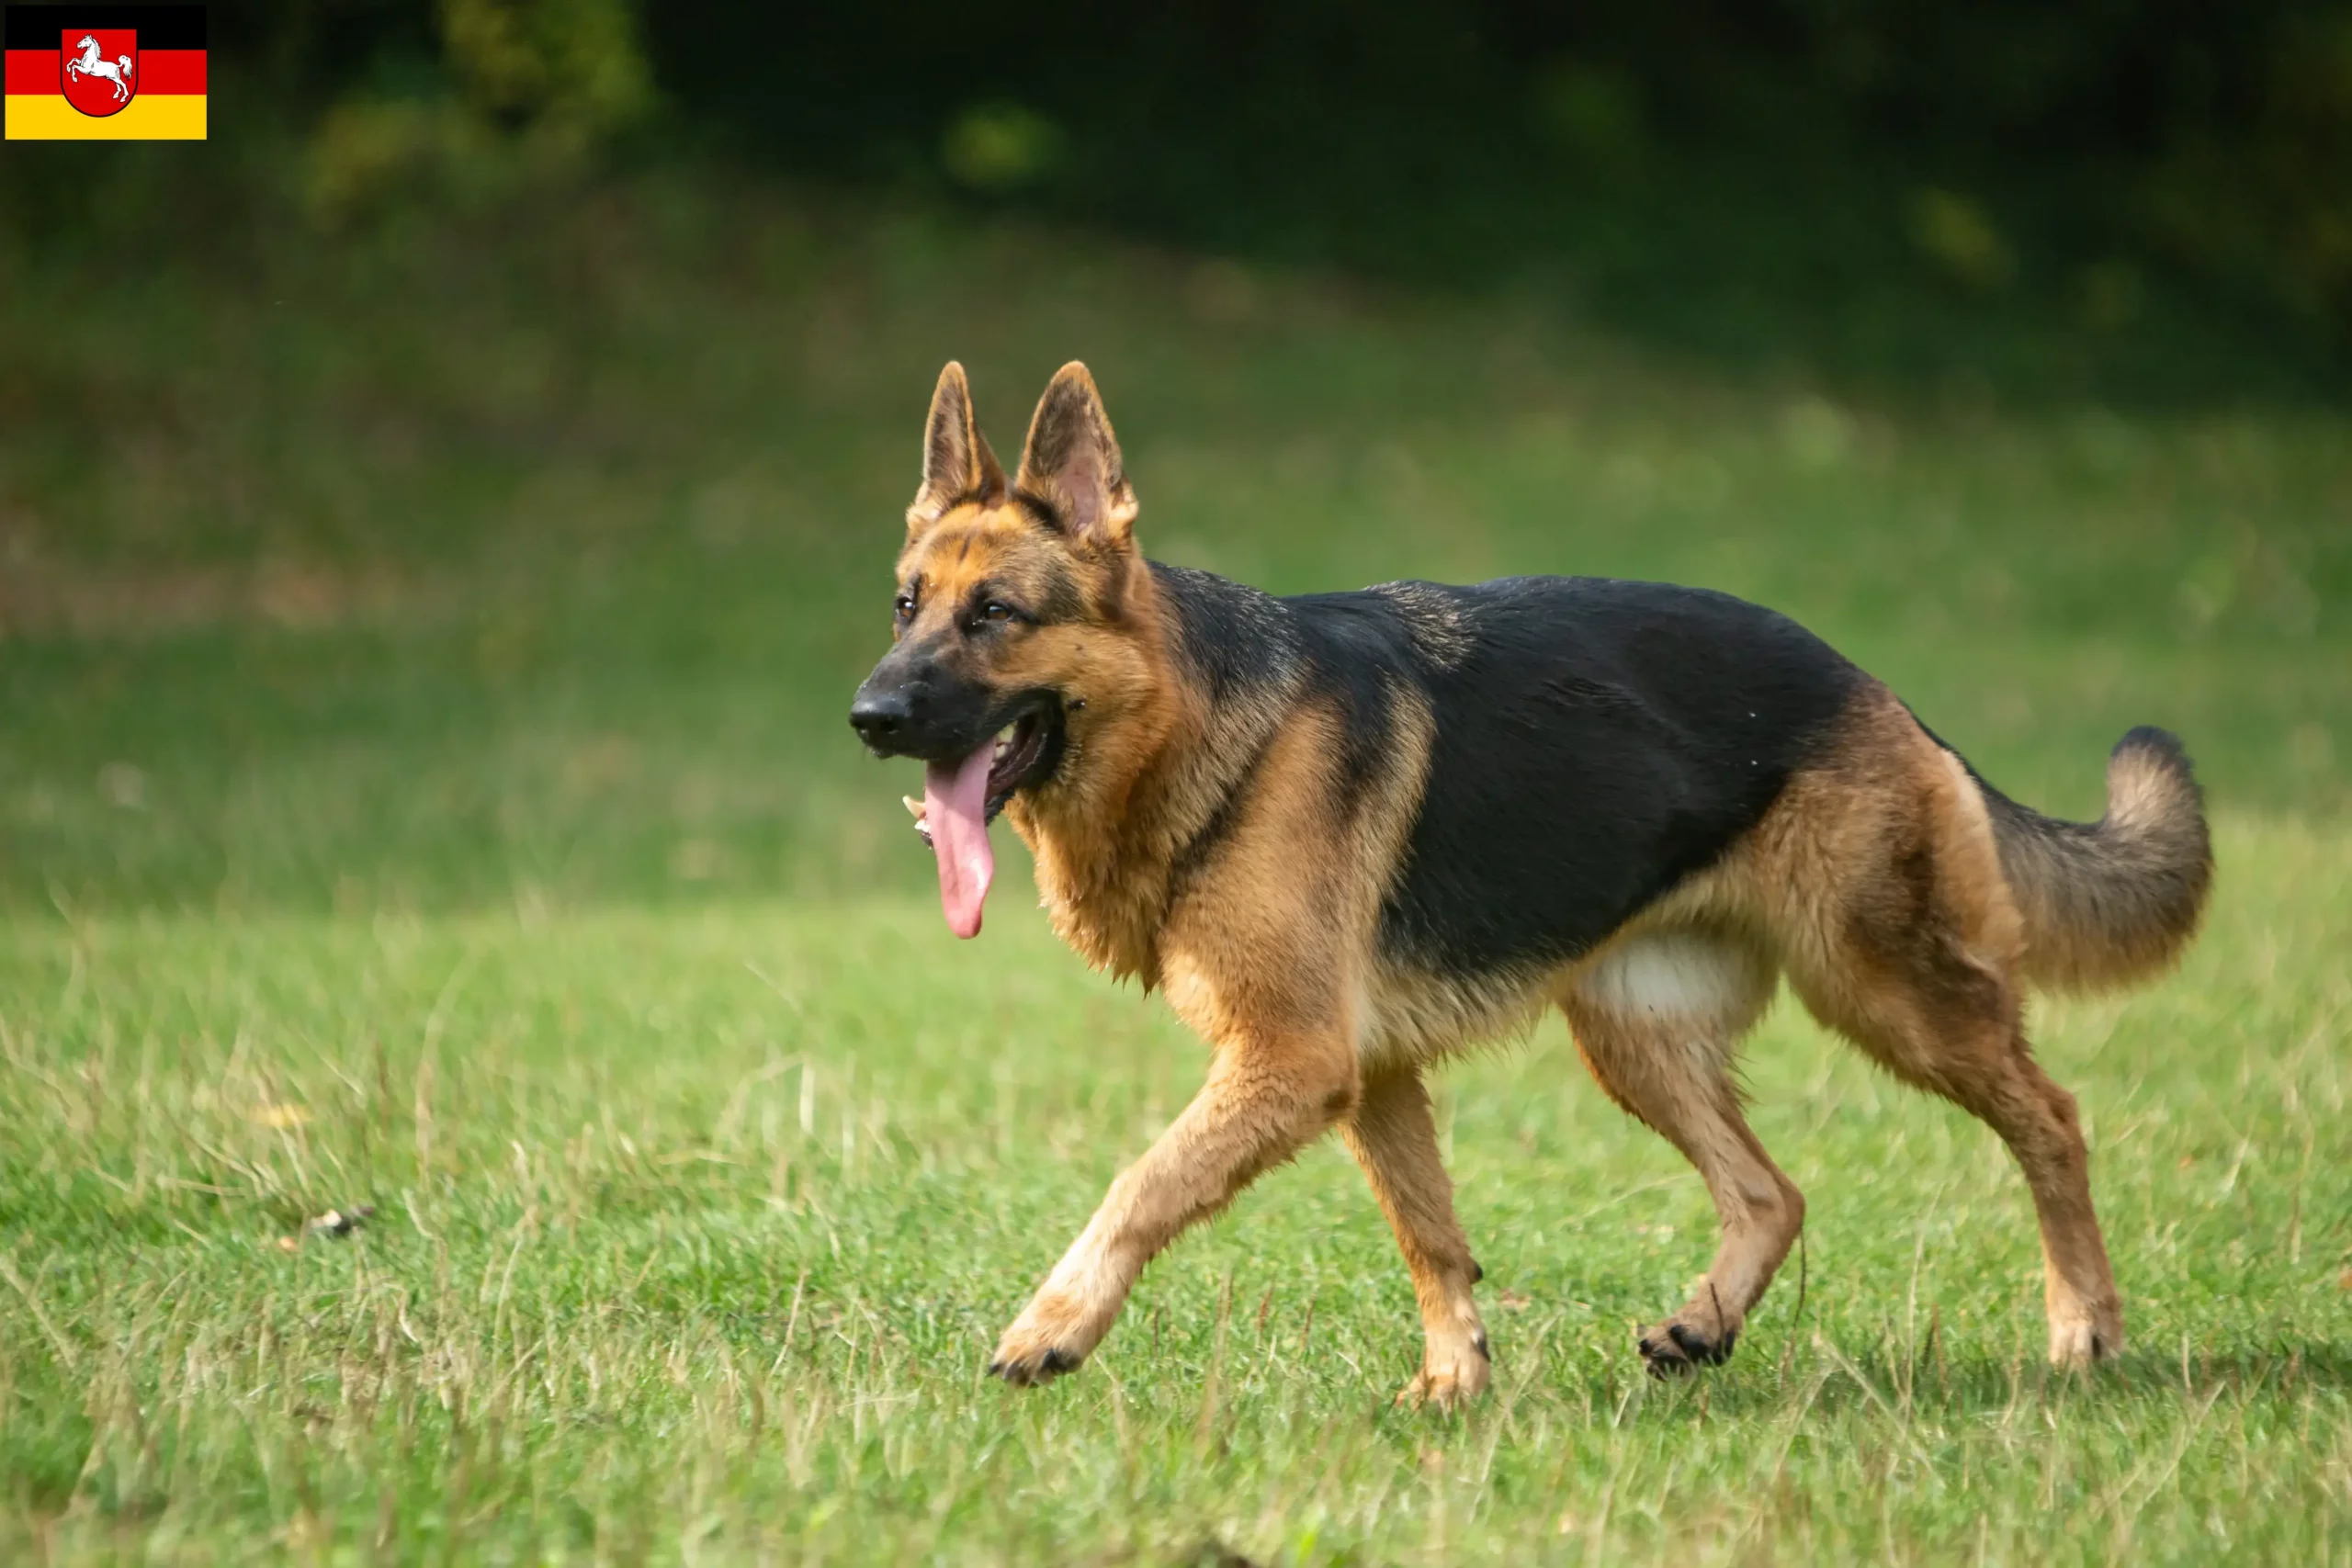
xmin=922 ymin=745 xmax=997 ymax=939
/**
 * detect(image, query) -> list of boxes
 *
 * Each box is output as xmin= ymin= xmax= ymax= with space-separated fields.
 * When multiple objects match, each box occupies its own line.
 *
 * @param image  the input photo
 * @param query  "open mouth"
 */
xmin=982 ymin=703 xmax=1063 ymax=819
xmin=908 ymin=701 xmax=1064 ymax=844
xmin=906 ymin=699 xmax=1066 ymax=941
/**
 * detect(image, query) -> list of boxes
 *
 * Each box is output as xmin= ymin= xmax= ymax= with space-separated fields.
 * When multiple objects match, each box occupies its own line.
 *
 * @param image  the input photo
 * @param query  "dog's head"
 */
xmin=849 ymin=361 xmax=1161 ymax=935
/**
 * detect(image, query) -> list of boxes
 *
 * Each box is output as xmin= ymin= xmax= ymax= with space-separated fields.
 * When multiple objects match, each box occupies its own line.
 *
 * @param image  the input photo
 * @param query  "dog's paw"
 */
xmin=989 ymin=1342 xmax=1086 ymax=1386
xmin=1396 ymin=1331 xmax=1491 ymax=1411
xmin=2047 ymin=1307 xmax=2124 ymax=1371
xmin=989 ymin=1293 xmax=1101 ymax=1387
xmin=1636 ymin=1316 xmax=1737 ymax=1378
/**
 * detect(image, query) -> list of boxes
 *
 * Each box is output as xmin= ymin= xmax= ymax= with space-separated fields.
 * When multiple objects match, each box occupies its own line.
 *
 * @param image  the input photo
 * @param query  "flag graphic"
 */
xmin=6 ymin=5 xmax=204 ymax=140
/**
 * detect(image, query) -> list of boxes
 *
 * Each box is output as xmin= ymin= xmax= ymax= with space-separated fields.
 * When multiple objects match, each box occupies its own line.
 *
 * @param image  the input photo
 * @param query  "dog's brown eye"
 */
xmin=893 ymin=594 xmax=915 ymax=620
xmin=983 ymin=602 xmax=1014 ymax=622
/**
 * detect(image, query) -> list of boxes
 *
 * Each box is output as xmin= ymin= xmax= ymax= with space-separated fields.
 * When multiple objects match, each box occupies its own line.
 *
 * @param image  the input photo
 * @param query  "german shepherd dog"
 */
xmin=850 ymin=362 xmax=2211 ymax=1405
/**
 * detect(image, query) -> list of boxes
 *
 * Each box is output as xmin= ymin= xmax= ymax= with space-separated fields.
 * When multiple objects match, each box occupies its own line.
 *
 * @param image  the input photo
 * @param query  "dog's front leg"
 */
xmin=1340 ymin=1067 xmax=1491 ymax=1407
xmin=989 ymin=1029 xmax=1356 ymax=1384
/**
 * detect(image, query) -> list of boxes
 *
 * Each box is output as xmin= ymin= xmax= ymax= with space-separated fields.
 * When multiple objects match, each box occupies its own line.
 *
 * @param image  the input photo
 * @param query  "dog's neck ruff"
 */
xmin=1013 ymin=567 xmax=1296 ymax=986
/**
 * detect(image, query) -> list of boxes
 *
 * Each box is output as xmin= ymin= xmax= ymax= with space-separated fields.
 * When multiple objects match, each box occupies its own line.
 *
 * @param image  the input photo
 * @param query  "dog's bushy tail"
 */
xmin=1980 ymin=727 xmax=2212 ymax=993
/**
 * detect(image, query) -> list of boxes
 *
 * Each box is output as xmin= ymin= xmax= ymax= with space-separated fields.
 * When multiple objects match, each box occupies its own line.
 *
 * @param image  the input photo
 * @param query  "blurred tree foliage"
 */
xmin=299 ymin=0 xmax=651 ymax=215
xmin=654 ymin=0 xmax=2352 ymax=379
xmin=10 ymin=0 xmax=2352 ymax=390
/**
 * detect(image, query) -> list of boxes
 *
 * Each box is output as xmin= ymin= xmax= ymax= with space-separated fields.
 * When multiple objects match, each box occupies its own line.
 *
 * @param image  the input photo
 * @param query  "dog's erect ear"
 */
xmin=1014 ymin=362 xmax=1137 ymax=552
xmin=909 ymin=362 xmax=1007 ymax=532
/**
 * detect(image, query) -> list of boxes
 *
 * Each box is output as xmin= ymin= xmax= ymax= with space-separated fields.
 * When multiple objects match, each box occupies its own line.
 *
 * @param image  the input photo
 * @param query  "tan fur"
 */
xmin=1997 ymin=739 xmax=2211 ymax=991
xmin=888 ymin=364 xmax=2175 ymax=1402
xmin=1562 ymin=930 xmax=1796 ymax=1366
xmin=1536 ymin=688 xmax=2124 ymax=1369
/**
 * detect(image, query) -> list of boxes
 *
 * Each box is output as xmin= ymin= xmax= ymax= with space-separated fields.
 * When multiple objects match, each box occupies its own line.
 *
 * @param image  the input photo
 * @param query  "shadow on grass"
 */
xmin=1575 ymin=1338 xmax=2352 ymax=1426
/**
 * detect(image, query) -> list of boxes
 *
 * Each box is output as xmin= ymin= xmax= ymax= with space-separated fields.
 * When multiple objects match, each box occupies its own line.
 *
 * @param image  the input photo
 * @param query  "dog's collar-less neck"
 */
xmin=1012 ymin=570 xmax=1227 ymax=983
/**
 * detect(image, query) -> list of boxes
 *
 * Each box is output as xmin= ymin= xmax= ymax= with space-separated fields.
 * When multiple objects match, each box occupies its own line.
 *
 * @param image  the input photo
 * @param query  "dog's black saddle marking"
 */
xmin=1154 ymin=566 xmax=1864 ymax=979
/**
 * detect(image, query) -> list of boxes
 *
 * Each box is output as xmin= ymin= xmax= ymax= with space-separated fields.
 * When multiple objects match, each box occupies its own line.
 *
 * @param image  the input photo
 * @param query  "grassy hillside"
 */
xmin=5 ymin=166 xmax=2346 ymax=917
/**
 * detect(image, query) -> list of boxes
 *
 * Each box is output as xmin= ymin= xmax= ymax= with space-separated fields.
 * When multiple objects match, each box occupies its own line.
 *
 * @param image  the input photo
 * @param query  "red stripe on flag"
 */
xmin=4 ymin=49 xmax=207 ymax=96
xmin=139 ymin=50 xmax=206 ymax=95
xmin=3 ymin=50 xmax=55 ymax=95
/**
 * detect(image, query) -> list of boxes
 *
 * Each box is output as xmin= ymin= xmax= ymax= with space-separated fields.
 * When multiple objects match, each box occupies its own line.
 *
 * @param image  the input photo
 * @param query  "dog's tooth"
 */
xmin=902 ymin=795 xmax=925 ymax=818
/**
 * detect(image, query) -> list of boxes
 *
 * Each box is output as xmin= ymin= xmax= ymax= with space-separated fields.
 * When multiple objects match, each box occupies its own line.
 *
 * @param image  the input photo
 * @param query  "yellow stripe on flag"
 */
xmin=5 ymin=93 xmax=206 ymax=140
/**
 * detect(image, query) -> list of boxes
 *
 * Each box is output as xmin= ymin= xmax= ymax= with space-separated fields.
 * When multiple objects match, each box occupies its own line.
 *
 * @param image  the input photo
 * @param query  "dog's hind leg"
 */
xmin=1778 ymin=754 xmax=2124 ymax=1370
xmin=1562 ymin=929 xmax=1799 ymax=1375
xmin=1340 ymin=1067 xmax=1492 ymax=1407
xmin=1801 ymin=964 xmax=2122 ymax=1369
xmin=1769 ymin=705 xmax=2135 ymax=1363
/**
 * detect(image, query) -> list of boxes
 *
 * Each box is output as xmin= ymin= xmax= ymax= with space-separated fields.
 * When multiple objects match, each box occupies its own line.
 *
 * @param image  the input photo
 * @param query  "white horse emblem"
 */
xmin=65 ymin=34 xmax=135 ymax=105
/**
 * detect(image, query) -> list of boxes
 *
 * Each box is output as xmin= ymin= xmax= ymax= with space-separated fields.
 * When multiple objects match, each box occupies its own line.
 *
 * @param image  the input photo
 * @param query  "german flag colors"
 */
xmin=6 ymin=5 xmax=205 ymax=140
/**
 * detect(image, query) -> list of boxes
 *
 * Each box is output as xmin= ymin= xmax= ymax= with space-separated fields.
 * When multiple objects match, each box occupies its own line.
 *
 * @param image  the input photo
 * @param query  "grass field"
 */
xmin=3 ymin=165 xmax=2351 ymax=1562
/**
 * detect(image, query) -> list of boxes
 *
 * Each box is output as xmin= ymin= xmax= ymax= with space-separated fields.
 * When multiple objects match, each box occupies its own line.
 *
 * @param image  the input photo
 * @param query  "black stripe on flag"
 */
xmin=4 ymin=5 xmax=207 ymax=50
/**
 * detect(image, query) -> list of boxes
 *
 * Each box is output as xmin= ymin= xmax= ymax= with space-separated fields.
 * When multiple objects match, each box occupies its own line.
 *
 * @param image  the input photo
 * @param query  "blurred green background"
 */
xmin=3 ymin=0 xmax=2348 ymax=908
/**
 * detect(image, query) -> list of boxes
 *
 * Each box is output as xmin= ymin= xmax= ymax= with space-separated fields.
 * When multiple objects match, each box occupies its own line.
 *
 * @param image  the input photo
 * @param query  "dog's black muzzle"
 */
xmin=850 ymin=655 xmax=1069 ymax=818
xmin=849 ymin=654 xmax=999 ymax=762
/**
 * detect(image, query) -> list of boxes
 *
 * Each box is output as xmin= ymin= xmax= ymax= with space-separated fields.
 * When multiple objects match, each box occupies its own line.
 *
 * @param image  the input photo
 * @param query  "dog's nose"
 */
xmin=850 ymin=688 xmax=913 ymax=746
